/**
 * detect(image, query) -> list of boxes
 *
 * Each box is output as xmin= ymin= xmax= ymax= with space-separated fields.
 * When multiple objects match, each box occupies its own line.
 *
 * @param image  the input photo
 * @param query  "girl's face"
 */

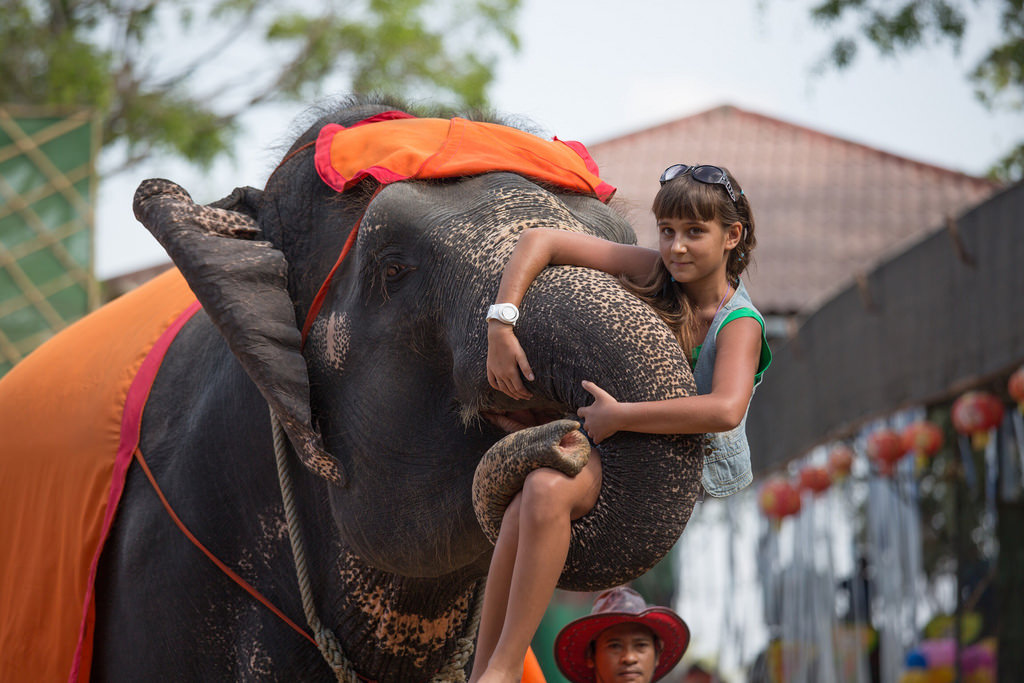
xmin=657 ymin=215 xmax=741 ymax=286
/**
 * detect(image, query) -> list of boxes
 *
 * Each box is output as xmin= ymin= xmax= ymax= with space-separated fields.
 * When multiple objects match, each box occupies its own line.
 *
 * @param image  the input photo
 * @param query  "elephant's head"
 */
xmin=132 ymin=99 xmax=703 ymax=676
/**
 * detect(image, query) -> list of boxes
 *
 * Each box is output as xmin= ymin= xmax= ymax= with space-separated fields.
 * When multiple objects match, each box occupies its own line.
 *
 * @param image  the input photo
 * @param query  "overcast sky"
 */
xmin=94 ymin=0 xmax=1021 ymax=279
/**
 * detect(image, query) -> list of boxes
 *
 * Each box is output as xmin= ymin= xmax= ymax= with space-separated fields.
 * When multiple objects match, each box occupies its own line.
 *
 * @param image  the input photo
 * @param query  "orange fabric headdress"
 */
xmin=314 ymin=112 xmax=616 ymax=202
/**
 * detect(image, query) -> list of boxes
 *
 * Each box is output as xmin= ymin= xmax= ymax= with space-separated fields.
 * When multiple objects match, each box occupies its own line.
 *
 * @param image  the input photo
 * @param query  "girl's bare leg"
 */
xmin=475 ymin=452 xmax=602 ymax=683
xmin=469 ymin=495 xmax=522 ymax=683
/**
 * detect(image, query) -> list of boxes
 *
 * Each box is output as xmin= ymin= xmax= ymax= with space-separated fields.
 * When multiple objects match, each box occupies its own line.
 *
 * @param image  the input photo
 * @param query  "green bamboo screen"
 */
xmin=0 ymin=107 xmax=100 ymax=378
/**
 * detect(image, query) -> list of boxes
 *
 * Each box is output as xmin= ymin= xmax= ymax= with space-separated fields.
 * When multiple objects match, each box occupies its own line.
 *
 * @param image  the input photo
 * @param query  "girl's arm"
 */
xmin=495 ymin=229 xmax=659 ymax=305
xmin=577 ymin=317 xmax=762 ymax=442
xmin=488 ymin=229 xmax=660 ymax=399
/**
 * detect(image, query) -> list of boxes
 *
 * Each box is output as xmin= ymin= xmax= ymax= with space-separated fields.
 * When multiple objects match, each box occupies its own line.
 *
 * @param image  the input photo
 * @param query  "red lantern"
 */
xmin=798 ymin=464 xmax=832 ymax=495
xmin=867 ymin=429 xmax=905 ymax=475
xmin=1009 ymin=366 xmax=1024 ymax=414
xmin=901 ymin=420 xmax=944 ymax=460
xmin=952 ymin=391 xmax=1005 ymax=450
xmin=827 ymin=444 xmax=854 ymax=480
xmin=876 ymin=459 xmax=896 ymax=477
xmin=780 ymin=485 xmax=801 ymax=518
xmin=759 ymin=476 xmax=801 ymax=522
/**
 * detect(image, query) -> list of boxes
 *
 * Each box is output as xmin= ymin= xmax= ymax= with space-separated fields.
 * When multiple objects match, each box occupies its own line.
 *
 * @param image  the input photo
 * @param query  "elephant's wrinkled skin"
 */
xmin=92 ymin=101 xmax=703 ymax=681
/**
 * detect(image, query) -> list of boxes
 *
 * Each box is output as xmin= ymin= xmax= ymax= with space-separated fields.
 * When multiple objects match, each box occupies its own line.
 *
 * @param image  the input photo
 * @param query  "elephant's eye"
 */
xmin=384 ymin=263 xmax=409 ymax=280
xmin=371 ymin=252 xmax=416 ymax=299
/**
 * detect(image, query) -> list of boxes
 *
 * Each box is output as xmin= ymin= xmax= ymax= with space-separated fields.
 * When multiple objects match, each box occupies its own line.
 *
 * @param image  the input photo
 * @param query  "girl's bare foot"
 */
xmin=476 ymin=664 xmax=523 ymax=683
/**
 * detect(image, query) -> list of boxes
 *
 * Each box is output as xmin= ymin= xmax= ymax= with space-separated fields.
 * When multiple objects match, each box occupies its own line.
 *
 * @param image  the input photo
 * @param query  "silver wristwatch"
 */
xmin=486 ymin=303 xmax=520 ymax=325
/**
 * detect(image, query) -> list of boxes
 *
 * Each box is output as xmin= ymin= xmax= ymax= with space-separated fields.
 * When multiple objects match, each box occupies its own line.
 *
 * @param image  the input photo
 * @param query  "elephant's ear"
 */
xmin=133 ymin=178 xmax=346 ymax=487
xmin=206 ymin=184 xmax=264 ymax=218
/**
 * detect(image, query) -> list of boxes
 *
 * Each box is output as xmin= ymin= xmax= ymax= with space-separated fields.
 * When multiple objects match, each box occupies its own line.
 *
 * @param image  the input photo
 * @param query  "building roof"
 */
xmin=587 ymin=105 xmax=1000 ymax=315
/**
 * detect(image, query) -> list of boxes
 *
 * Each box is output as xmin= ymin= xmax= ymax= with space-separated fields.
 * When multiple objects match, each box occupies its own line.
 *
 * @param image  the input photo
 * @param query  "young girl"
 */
xmin=470 ymin=164 xmax=770 ymax=683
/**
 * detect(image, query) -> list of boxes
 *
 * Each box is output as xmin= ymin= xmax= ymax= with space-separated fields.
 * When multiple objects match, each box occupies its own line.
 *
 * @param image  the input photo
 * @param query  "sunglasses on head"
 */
xmin=659 ymin=164 xmax=739 ymax=206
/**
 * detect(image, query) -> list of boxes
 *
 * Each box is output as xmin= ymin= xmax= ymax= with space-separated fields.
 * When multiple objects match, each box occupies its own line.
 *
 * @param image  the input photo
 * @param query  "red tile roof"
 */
xmin=587 ymin=105 xmax=1000 ymax=314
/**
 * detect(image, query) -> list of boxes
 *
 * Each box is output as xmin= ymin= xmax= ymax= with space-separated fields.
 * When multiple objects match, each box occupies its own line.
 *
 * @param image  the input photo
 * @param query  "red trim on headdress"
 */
xmin=348 ymin=110 xmax=417 ymax=127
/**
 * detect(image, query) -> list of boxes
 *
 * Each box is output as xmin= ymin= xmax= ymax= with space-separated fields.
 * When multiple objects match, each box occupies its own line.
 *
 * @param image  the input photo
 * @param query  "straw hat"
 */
xmin=554 ymin=587 xmax=690 ymax=683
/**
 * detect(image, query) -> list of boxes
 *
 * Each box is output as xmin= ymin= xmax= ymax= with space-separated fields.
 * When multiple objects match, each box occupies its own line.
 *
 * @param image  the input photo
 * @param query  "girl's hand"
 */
xmin=577 ymin=380 xmax=623 ymax=443
xmin=487 ymin=322 xmax=535 ymax=400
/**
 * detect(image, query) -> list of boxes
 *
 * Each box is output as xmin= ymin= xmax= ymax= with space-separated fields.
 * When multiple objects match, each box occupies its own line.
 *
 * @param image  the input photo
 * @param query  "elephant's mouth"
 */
xmin=480 ymin=405 xmax=570 ymax=434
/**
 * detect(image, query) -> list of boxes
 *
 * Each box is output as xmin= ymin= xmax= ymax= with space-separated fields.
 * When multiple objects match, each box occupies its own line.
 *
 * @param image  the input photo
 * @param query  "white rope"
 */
xmin=270 ymin=409 xmax=484 ymax=682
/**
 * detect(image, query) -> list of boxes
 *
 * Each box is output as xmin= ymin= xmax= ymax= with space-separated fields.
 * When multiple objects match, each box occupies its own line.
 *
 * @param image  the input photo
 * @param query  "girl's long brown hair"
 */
xmin=620 ymin=261 xmax=701 ymax=355
xmin=621 ymin=166 xmax=756 ymax=357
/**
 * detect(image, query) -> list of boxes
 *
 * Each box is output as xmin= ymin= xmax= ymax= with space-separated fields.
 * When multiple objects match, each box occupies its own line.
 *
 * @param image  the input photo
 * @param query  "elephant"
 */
xmin=2 ymin=98 xmax=704 ymax=682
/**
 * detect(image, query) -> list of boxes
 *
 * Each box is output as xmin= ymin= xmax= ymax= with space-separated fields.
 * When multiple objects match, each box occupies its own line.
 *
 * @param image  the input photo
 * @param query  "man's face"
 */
xmin=587 ymin=622 xmax=661 ymax=683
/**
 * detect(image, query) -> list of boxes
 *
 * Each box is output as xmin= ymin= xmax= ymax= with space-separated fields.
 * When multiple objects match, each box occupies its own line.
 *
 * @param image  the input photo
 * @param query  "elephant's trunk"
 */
xmin=470 ymin=265 xmax=705 ymax=592
xmin=472 ymin=419 xmax=591 ymax=542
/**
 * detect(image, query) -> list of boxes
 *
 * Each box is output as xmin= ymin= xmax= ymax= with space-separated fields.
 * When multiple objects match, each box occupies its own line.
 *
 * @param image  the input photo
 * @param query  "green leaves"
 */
xmin=2 ymin=0 xmax=521 ymax=172
xmin=262 ymin=0 xmax=521 ymax=110
xmin=115 ymin=92 xmax=238 ymax=171
xmin=989 ymin=142 xmax=1024 ymax=182
xmin=829 ymin=37 xmax=858 ymax=68
xmin=812 ymin=0 xmax=967 ymax=60
xmin=808 ymin=0 xmax=1023 ymax=180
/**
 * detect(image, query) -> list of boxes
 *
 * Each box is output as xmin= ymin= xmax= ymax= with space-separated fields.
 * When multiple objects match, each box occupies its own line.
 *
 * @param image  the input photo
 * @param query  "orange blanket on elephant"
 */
xmin=0 ymin=266 xmax=545 ymax=683
xmin=0 ymin=268 xmax=199 ymax=683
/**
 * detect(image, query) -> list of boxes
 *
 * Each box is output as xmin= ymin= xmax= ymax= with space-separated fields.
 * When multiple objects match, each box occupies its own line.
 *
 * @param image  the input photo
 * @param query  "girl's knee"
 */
xmin=522 ymin=467 xmax=566 ymax=497
xmin=521 ymin=468 xmax=573 ymax=524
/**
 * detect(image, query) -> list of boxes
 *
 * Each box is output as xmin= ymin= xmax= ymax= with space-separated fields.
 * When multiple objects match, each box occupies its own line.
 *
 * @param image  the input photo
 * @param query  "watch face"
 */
xmin=487 ymin=303 xmax=518 ymax=324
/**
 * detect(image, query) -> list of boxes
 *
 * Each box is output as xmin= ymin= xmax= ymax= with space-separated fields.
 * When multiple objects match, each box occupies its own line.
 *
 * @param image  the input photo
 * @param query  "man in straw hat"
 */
xmin=554 ymin=586 xmax=690 ymax=683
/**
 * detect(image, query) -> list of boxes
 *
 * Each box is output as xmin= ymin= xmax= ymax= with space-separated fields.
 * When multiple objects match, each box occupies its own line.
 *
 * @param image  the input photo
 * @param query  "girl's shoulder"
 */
xmin=721 ymin=307 xmax=763 ymax=330
xmin=715 ymin=309 xmax=771 ymax=383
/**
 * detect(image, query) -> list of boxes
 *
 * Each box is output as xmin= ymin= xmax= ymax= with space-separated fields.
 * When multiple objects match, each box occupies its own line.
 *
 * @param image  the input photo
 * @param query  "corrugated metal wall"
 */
xmin=748 ymin=183 xmax=1024 ymax=473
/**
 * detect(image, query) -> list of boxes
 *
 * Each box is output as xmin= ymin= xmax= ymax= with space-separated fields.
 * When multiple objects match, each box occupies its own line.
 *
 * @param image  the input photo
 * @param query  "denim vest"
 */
xmin=692 ymin=280 xmax=764 ymax=497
